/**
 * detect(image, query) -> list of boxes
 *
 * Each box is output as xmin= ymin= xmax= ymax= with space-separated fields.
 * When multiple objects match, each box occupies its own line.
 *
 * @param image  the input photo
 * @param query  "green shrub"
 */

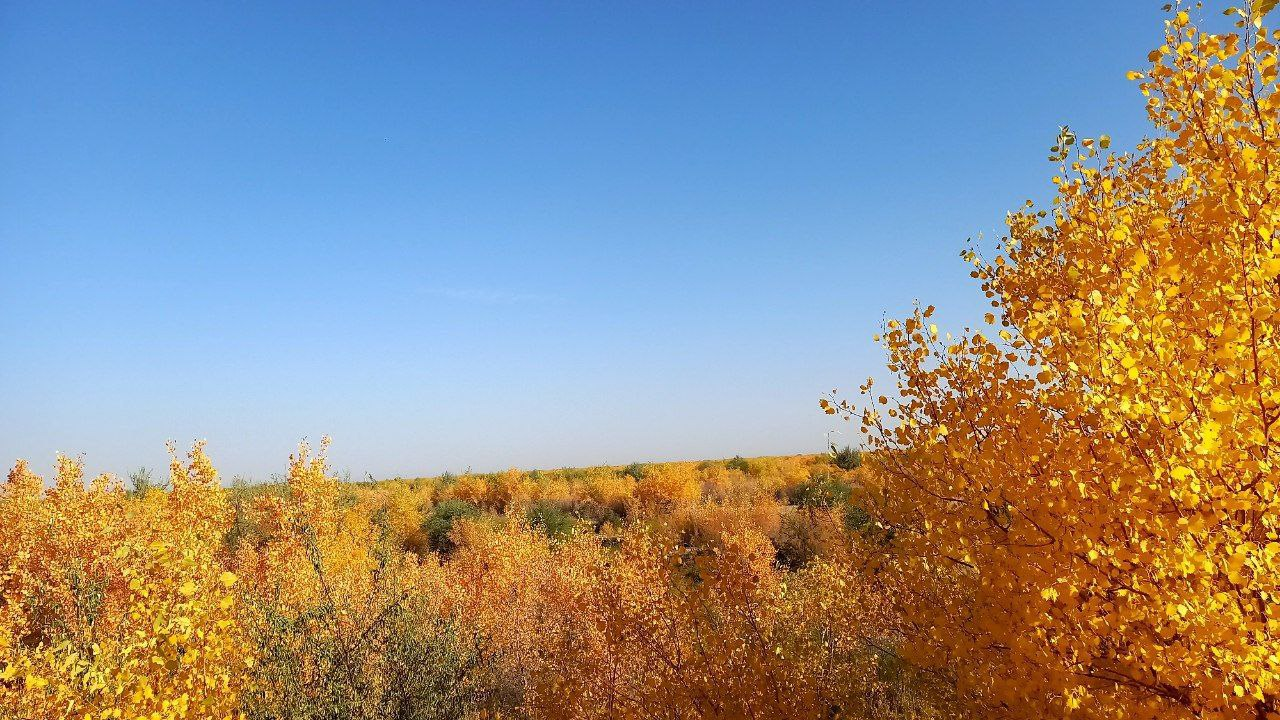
xmin=842 ymin=504 xmax=895 ymax=546
xmin=242 ymin=580 xmax=500 ymax=720
xmin=620 ymin=462 xmax=647 ymax=481
xmin=829 ymin=444 xmax=862 ymax=471
xmin=375 ymin=611 xmax=496 ymax=720
xmin=127 ymin=466 xmax=163 ymax=496
xmin=526 ymin=501 xmax=577 ymax=542
xmin=843 ymin=505 xmax=872 ymax=533
xmin=422 ymin=500 xmax=481 ymax=555
xmin=786 ymin=472 xmax=853 ymax=509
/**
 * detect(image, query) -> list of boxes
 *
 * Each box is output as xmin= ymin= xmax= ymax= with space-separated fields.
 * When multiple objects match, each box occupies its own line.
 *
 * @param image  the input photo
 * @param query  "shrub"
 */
xmin=785 ymin=472 xmax=853 ymax=509
xmin=422 ymin=499 xmax=481 ymax=555
xmin=526 ymin=501 xmax=577 ymax=542
xmin=773 ymin=509 xmax=823 ymax=570
xmin=843 ymin=504 xmax=871 ymax=533
xmin=127 ymin=465 xmax=162 ymax=496
xmin=829 ymin=444 xmax=862 ymax=471
xmin=243 ymin=610 xmax=493 ymax=720
xmin=566 ymin=499 xmax=623 ymax=532
xmin=620 ymin=462 xmax=647 ymax=481
xmin=634 ymin=465 xmax=702 ymax=512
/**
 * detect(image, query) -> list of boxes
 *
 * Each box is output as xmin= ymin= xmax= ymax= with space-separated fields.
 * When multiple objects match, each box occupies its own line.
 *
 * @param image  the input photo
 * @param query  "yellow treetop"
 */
xmin=828 ymin=3 xmax=1280 ymax=718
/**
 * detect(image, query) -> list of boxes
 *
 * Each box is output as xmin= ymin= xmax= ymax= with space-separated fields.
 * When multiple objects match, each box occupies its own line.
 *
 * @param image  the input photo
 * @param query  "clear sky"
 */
xmin=1 ymin=1 xmax=1168 ymax=481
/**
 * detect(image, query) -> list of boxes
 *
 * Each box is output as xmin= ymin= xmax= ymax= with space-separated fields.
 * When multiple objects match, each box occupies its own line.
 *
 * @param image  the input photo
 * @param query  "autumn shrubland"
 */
xmin=2 ymin=443 xmax=929 ymax=720
xmin=5 ymin=2 xmax=1280 ymax=718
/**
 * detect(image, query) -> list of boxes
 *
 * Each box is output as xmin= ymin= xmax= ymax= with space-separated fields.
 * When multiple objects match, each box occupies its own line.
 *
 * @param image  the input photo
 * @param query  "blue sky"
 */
xmin=1 ymin=1 xmax=1167 ymax=481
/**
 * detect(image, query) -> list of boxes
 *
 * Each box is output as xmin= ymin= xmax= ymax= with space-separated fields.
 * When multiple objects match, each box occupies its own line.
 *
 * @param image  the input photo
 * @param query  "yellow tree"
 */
xmin=825 ymin=3 xmax=1280 ymax=718
xmin=0 ymin=445 xmax=249 ymax=720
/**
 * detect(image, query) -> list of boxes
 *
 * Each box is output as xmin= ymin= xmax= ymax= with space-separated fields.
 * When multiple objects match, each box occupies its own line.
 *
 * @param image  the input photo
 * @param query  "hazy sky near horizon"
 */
xmin=2 ymin=2 xmax=1169 ymax=481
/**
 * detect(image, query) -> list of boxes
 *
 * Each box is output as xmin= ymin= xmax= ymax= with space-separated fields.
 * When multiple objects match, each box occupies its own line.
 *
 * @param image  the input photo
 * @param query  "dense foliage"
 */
xmin=826 ymin=2 xmax=1280 ymax=718
xmin=2 ymin=446 xmax=937 ymax=720
xmin=4 ymin=3 xmax=1276 ymax=718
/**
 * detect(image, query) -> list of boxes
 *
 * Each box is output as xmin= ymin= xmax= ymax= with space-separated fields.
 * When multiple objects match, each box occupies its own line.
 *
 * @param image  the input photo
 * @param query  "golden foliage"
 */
xmin=827 ymin=4 xmax=1280 ymax=718
xmin=6 ymin=4 xmax=1257 ymax=718
xmin=0 ymin=446 xmax=249 ymax=720
xmin=3 ymin=444 xmax=914 ymax=719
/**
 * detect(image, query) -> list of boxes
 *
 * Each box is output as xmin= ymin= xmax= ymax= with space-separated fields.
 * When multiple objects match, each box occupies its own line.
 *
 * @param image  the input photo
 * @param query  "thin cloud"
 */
xmin=421 ymin=286 xmax=553 ymax=305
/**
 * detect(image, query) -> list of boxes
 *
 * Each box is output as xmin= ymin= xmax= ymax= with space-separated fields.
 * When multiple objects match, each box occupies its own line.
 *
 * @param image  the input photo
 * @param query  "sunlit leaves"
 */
xmin=0 ymin=445 xmax=250 ymax=720
xmin=839 ymin=3 xmax=1280 ymax=717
